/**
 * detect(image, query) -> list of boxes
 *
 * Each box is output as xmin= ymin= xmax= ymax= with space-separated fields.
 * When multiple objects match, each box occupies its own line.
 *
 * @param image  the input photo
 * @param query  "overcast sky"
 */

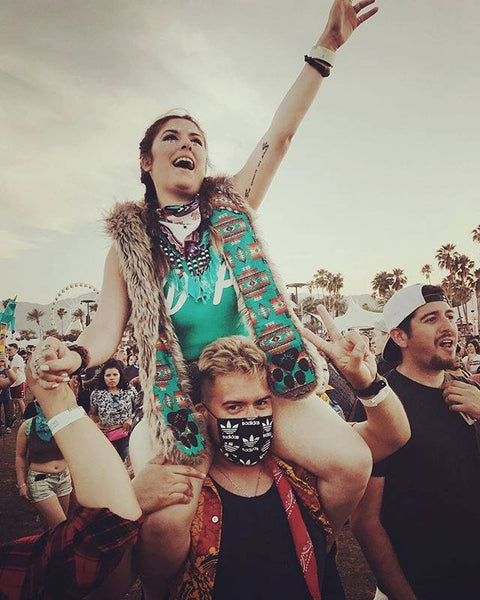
xmin=1 ymin=0 xmax=479 ymax=304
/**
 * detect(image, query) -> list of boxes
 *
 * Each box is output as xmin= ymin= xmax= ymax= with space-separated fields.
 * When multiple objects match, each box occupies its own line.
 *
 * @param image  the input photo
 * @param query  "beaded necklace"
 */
xmin=158 ymin=228 xmax=211 ymax=277
xmin=156 ymin=195 xmax=211 ymax=277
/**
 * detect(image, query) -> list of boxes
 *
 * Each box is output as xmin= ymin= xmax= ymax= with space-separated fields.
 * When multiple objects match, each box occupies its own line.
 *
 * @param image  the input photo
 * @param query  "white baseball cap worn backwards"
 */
xmin=382 ymin=284 xmax=450 ymax=363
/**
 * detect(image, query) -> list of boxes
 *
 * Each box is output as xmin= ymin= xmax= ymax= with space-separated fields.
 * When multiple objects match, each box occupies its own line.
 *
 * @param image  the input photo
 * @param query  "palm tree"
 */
xmin=441 ymin=274 xmax=463 ymax=321
xmin=302 ymin=296 xmax=321 ymax=333
xmin=18 ymin=329 xmax=36 ymax=341
xmin=469 ymin=232 xmax=480 ymax=333
xmin=391 ymin=268 xmax=407 ymax=292
xmin=435 ymin=243 xmax=457 ymax=271
xmin=325 ymin=271 xmax=336 ymax=314
xmin=313 ymin=269 xmax=329 ymax=300
xmin=57 ymin=308 xmax=68 ymax=337
xmin=63 ymin=329 xmax=82 ymax=343
xmin=421 ymin=264 xmax=432 ymax=283
xmin=371 ymin=271 xmax=394 ymax=303
xmin=451 ymin=254 xmax=475 ymax=324
xmin=329 ymin=273 xmax=345 ymax=316
xmin=45 ymin=329 xmax=61 ymax=339
xmin=72 ymin=308 xmax=86 ymax=330
xmin=26 ymin=308 xmax=45 ymax=337
xmin=472 ymin=225 xmax=480 ymax=244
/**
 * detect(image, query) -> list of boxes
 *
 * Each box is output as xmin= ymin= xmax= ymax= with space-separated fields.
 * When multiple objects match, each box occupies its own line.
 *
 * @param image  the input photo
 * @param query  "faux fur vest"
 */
xmin=105 ymin=177 xmax=322 ymax=463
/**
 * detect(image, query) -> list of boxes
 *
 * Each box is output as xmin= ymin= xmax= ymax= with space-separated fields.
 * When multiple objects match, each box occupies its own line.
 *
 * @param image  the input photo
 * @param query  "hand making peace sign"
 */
xmin=303 ymin=304 xmax=377 ymax=391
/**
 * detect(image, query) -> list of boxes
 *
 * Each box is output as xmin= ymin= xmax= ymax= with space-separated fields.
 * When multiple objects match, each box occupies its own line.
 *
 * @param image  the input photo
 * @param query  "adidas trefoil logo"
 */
xmin=262 ymin=418 xmax=273 ymax=433
xmin=220 ymin=421 xmax=239 ymax=435
xmin=223 ymin=443 xmax=240 ymax=453
xmin=242 ymin=435 xmax=260 ymax=448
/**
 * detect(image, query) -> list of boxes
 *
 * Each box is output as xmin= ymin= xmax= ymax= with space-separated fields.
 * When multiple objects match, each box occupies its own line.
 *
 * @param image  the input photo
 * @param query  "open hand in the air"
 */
xmin=303 ymin=304 xmax=377 ymax=391
xmin=320 ymin=0 xmax=379 ymax=51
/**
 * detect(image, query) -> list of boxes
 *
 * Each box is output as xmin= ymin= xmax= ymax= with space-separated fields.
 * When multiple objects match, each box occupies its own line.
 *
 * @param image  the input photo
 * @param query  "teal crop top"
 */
xmin=163 ymin=256 xmax=249 ymax=362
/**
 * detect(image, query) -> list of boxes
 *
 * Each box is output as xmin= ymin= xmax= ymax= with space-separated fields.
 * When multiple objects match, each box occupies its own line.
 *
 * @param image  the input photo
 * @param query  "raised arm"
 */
xmin=232 ymin=0 xmax=378 ymax=210
xmin=303 ymin=305 xmax=411 ymax=462
xmin=26 ymin=354 xmax=141 ymax=520
xmin=76 ymin=245 xmax=130 ymax=364
xmin=32 ymin=246 xmax=130 ymax=387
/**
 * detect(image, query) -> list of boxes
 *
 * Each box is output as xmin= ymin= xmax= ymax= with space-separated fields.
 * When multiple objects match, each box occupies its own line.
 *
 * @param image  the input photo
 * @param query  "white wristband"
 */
xmin=48 ymin=406 xmax=87 ymax=435
xmin=309 ymin=45 xmax=336 ymax=67
xmin=358 ymin=384 xmax=390 ymax=408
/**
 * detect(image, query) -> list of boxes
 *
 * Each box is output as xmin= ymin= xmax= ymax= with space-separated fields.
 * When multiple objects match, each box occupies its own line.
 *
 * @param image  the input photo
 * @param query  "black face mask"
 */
xmin=204 ymin=405 xmax=274 ymax=466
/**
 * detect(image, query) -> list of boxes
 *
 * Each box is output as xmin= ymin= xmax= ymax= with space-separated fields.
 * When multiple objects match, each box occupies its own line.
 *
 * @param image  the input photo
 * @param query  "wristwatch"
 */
xmin=356 ymin=375 xmax=390 ymax=407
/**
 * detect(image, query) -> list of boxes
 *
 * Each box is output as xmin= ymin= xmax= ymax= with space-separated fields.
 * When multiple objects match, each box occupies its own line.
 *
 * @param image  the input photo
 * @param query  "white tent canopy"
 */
xmin=306 ymin=299 xmax=384 ymax=332
xmin=333 ymin=299 xmax=382 ymax=332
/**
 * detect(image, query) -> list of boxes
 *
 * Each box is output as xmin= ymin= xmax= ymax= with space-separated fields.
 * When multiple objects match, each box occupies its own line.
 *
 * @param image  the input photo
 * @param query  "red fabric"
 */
xmin=0 ymin=507 xmax=142 ymax=600
xmin=266 ymin=456 xmax=321 ymax=600
xmin=171 ymin=456 xmax=331 ymax=600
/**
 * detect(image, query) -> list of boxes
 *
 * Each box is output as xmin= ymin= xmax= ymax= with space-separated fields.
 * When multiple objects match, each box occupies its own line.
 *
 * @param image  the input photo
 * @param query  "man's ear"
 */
xmin=195 ymin=403 xmax=207 ymax=419
xmin=390 ymin=328 xmax=409 ymax=349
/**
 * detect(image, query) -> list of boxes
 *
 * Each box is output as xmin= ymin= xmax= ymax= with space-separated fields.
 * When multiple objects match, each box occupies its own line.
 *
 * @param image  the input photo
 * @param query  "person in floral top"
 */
xmin=90 ymin=358 xmax=138 ymax=460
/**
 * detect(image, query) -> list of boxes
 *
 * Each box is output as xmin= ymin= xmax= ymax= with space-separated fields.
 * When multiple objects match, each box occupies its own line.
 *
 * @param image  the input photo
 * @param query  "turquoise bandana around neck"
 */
xmin=35 ymin=405 xmax=53 ymax=442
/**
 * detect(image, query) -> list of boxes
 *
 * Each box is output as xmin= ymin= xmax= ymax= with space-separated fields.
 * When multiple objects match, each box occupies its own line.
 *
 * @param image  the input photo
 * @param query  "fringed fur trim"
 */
xmin=105 ymin=201 xmax=200 ymax=464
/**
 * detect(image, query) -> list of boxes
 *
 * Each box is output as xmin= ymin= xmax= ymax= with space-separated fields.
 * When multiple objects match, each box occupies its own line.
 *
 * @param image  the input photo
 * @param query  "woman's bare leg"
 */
xmin=273 ymin=394 xmax=372 ymax=536
xmin=34 ymin=495 xmax=67 ymax=530
xmin=58 ymin=492 xmax=71 ymax=517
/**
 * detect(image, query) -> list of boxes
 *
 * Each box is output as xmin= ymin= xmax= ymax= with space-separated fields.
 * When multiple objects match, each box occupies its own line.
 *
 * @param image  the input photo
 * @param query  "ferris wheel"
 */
xmin=50 ymin=282 xmax=100 ymax=335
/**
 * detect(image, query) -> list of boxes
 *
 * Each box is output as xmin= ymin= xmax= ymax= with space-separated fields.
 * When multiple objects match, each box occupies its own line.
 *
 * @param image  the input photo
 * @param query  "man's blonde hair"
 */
xmin=198 ymin=336 xmax=267 ymax=381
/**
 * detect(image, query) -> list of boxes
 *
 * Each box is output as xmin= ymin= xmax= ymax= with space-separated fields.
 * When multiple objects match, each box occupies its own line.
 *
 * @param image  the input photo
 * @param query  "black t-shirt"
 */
xmin=212 ymin=481 xmax=327 ymax=600
xmin=372 ymin=370 xmax=480 ymax=600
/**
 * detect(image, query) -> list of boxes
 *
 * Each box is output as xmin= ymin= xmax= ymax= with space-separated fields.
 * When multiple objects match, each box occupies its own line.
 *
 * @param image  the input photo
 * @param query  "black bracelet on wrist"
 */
xmin=69 ymin=345 xmax=90 ymax=375
xmin=304 ymin=55 xmax=331 ymax=78
xmin=355 ymin=375 xmax=387 ymax=399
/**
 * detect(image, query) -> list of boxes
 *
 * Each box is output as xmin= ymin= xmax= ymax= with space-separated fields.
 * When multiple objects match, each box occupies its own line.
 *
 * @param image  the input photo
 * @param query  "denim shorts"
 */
xmin=27 ymin=469 xmax=72 ymax=503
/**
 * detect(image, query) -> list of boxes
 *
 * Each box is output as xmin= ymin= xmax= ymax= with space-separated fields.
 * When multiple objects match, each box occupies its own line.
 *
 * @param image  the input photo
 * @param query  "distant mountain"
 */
xmin=3 ymin=292 xmax=98 ymax=337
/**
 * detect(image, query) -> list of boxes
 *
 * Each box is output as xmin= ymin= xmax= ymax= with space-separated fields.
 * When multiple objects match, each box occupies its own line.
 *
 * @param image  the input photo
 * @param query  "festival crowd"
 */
xmin=1 ymin=1 xmax=480 ymax=599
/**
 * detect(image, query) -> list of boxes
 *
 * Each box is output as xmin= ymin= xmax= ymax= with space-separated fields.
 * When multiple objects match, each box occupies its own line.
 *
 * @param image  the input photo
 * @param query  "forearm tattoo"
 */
xmin=245 ymin=141 xmax=270 ymax=200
